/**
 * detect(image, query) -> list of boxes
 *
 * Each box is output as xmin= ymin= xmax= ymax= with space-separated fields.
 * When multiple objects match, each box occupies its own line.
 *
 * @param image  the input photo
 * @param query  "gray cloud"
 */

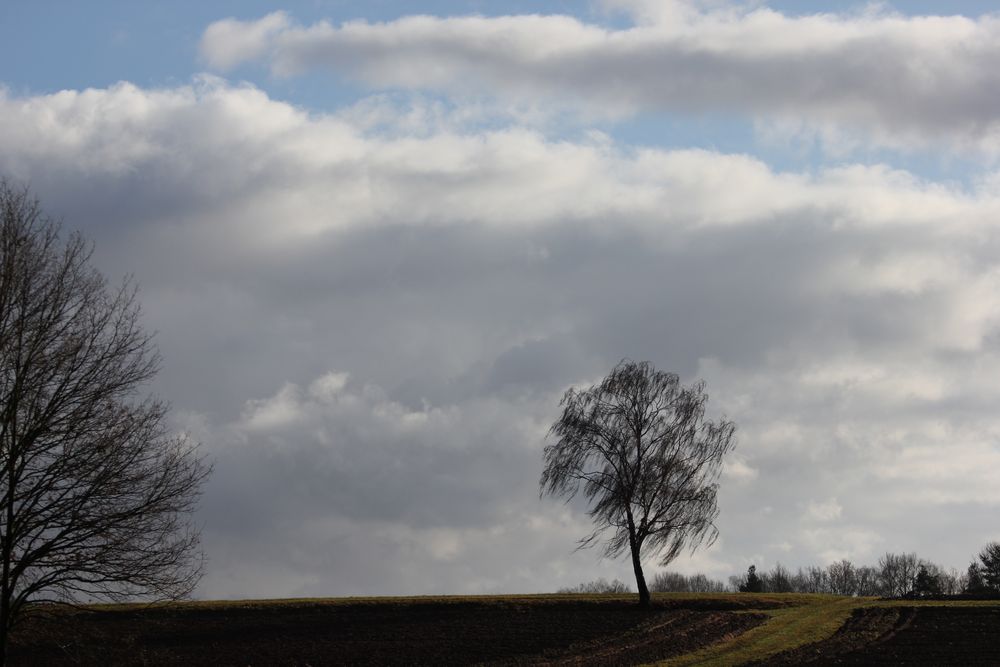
xmin=200 ymin=3 xmax=1000 ymax=154
xmin=2 ymin=79 xmax=1000 ymax=596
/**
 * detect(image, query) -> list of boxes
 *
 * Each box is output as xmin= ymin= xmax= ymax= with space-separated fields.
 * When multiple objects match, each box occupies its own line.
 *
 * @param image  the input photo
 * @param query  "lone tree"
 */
xmin=738 ymin=565 xmax=763 ymax=593
xmin=0 ymin=182 xmax=210 ymax=661
xmin=540 ymin=360 xmax=736 ymax=607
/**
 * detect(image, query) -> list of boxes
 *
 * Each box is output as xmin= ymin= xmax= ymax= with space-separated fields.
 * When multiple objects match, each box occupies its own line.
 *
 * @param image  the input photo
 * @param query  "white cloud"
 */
xmin=723 ymin=456 xmax=758 ymax=482
xmin=805 ymin=498 xmax=843 ymax=522
xmin=200 ymin=4 xmax=1000 ymax=154
xmin=200 ymin=11 xmax=291 ymax=71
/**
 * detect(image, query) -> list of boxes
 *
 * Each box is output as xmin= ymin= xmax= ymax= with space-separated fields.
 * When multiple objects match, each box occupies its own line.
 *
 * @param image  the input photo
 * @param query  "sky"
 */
xmin=3 ymin=0 xmax=1000 ymax=598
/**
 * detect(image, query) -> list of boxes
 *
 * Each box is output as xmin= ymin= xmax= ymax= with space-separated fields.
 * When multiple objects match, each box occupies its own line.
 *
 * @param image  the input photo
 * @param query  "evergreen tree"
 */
xmin=739 ymin=565 xmax=764 ymax=593
xmin=911 ymin=564 xmax=942 ymax=597
xmin=965 ymin=561 xmax=987 ymax=595
xmin=979 ymin=542 xmax=1000 ymax=591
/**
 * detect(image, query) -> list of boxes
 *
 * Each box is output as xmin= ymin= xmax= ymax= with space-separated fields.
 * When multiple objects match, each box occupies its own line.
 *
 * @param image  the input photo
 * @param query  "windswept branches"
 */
xmin=540 ymin=360 xmax=736 ymax=607
xmin=0 ymin=181 xmax=209 ymax=663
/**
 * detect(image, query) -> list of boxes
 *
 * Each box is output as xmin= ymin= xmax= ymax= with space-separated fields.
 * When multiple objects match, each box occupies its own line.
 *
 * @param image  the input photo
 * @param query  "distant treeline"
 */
xmin=734 ymin=543 xmax=1000 ymax=597
xmin=556 ymin=578 xmax=632 ymax=594
xmin=649 ymin=571 xmax=728 ymax=593
xmin=557 ymin=572 xmax=727 ymax=594
xmin=558 ymin=542 xmax=1000 ymax=597
xmin=730 ymin=554 xmax=961 ymax=596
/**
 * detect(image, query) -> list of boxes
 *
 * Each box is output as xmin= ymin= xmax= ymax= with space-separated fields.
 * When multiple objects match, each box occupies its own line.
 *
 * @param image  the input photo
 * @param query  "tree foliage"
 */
xmin=911 ymin=564 xmax=943 ymax=598
xmin=738 ymin=565 xmax=763 ymax=593
xmin=965 ymin=561 xmax=987 ymax=595
xmin=0 ymin=182 xmax=210 ymax=661
xmin=978 ymin=542 xmax=1000 ymax=592
xmin=540 ymin=360 xmax=736 ymax=606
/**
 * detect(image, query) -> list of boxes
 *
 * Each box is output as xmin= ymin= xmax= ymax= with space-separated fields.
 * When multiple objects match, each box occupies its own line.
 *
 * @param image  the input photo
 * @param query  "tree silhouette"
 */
xmin=739 ymin=565 xmax=763 ymax=593
xmin=965 ymin=561 xmax=987 ymax=595
xmin=911 ymin=564 xmax=942 ymax=597
xmin=541 ymin=360 xmax=736 ymax=607
xmin=978 ymin=542 xmax=1000 ymax=592
xmin=0 ymin=182 xmax=210 ymax=663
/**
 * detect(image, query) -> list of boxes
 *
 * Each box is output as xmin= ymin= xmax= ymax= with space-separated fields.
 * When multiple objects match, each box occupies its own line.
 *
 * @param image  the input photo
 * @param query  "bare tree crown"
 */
xmin=541 ymin=360 xmax=735 ymax=604
xmin=0 ymin=182 xmax=209 ymax=654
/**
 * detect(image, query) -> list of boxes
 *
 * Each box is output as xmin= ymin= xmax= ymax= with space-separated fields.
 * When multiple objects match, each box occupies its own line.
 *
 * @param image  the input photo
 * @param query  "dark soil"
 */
xmin=7 ymin=598 xmax=766 ymax=666
xmin=521 ymin=609 xmax=765 ymax=666
xmin=758 ymin=606 xmax=1000 ymax=665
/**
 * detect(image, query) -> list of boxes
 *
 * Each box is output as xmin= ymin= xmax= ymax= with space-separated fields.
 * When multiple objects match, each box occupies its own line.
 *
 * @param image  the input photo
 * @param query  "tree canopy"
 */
xmin=541 ymin=360 xmax=736 ymax=606
xmin=0 ymin=182 xmax=209 ymax=662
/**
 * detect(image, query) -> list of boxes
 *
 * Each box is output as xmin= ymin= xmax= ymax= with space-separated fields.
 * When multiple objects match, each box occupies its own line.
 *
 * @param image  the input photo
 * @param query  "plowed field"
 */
xmin=16 ymin=594 xmax=999 ymax=666
xmin=8 ymin=596 xmax=767 ymax=666
xmin=759 ymin=605 xmax=1000 ymax=665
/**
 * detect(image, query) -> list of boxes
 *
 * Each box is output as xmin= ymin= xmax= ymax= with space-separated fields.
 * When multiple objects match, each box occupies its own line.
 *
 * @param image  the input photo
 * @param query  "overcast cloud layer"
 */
xmin=3 ymin=2 xmax=1000 ymax=598
xmin=201 ymin=1 xmax=1000 ymax=154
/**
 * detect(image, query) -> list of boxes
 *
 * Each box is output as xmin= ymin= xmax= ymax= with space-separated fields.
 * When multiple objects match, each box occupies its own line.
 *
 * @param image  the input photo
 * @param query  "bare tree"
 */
xmin=805 ymin=566 xmax=828 ymax=594
xmin=541 ymin=360 xmax=736 ymax=607
xmin=650 ymin=571 xmax=689 ymax=593
xmin=650 ymin=571 xmax=727 ymax=593
xmin=767 ymin=563 xmax=793 ymax=593
xmin=877 ymin=552 xmax=919 ymax=597
xmin=687 ymin=573 xmax=727 ymax=593
xmin=790 ymin=566 xmax=824 ymax=594
xmin=939 ymin=567 xmax=961 ymax=596
xmin=854 ymin=566 xmax=880 ymax=596
xmin=0 ymin=183 xmax=210 ymax=662
xmin=826 ymin=559 xmax=857 ymax=596
xmin=556 ymin=577 xmax=631 ymax=594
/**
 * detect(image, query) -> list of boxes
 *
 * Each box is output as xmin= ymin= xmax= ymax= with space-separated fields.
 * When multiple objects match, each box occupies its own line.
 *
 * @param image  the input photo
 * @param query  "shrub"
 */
xmin=738 ymin=565 xmax=764 ymax=593
xmin=557 ymin=578 xmax=632 ymax=594
xmin=650 ymin=571 xmax=727 ymax=593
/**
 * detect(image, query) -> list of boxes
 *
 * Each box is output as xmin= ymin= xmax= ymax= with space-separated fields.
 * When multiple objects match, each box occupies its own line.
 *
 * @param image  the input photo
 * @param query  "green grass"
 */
xmin=654 ymin=595 xmax=859 ymax=666
xmin=652 ymin=594 xmax=1000 ymax=666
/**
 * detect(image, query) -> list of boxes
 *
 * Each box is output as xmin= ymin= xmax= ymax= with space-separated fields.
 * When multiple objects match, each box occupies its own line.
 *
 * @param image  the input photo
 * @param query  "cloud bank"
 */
xmin=201 ymin=3 xmax=1000 ymax=153
xmin=3 ymin=77 xmax=1000 ymax=596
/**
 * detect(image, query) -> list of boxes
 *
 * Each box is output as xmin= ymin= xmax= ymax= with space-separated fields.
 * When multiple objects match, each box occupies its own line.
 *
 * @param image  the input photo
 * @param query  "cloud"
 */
xmin=3 ymin=78 xmax=1000 ymax=594
xmin=185 ymin=370 xmax=612 ymax=596
xmin=200 ymin=3 xmax=1000 ymax=153
xmin=805 ymin=498 xmax=843 ymax=522
xmin=200 ymin=11 xmax=291 ymax=71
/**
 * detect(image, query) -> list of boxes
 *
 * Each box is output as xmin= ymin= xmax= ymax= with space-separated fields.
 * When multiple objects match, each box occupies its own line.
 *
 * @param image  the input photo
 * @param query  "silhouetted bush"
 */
xmin=909 ymin=564 xmax=943 ymax=597
xmin=557 ymin=578 xmax=632 ymax=594
xmin=649 ymin=571 xmax=727 ymax=593
xmin=737 ymin=565 xmax=764 ymax=593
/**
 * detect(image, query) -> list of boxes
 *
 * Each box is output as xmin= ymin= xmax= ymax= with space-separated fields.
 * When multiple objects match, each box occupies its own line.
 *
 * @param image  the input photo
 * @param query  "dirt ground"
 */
xmin=7 ymin=598 xmax=766 ymax=666
xmin=758 ymin=605 xmax=1000 ymax=665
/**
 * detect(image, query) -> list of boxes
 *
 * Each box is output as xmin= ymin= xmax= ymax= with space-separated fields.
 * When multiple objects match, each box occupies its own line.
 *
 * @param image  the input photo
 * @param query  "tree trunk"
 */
xmin=0 ymin=596 xmax=8 ymax=667
xmin=630 ymin=545 xmax=650 ymax=607
xmin=626 ymin=525 xmax=650 ymax=607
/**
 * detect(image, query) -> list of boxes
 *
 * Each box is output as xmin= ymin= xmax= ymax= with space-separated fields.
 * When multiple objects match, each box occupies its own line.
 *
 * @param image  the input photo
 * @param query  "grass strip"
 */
xmin=653 ymin=596 xmax=861 ymax=667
